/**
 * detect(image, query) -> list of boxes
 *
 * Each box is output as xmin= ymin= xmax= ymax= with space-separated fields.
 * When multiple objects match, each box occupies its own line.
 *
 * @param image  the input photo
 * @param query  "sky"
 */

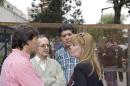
xmin=7 ymin=0 xmax=130 ymax=24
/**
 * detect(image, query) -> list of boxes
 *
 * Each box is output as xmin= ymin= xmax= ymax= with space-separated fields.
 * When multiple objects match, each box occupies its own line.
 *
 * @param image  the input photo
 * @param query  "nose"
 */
xmin=65 ymin=35 xmax=71 ymax=39
xmin=45 ymin=45 xmax=49 ymax=49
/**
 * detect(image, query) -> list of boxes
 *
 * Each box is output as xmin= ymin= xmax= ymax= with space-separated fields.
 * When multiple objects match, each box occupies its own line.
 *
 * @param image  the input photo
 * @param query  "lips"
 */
xmin=43 ymin=51 xmax=49 ymax=53
xmin=66 ymin=41 xmax=71 ymax=44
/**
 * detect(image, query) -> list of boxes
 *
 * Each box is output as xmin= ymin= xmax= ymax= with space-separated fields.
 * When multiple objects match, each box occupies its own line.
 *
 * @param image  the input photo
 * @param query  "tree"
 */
xmin=100 ymin=14 xmax=114 ymax=24
xmin=62 ymin=0 xmax=84 ymax=24
xmin=0 ymin=0 xmax=4 ymax=6
xmin=34 ymin=0 xmax=63 ymax=23
xmin=87 ymin=28 xmax=104 ymax=42
xmin=87 ymin=14 xmax=125 ymax=42
xmin=46 ymin=0 xmax=63 ymax=22
xmin=107 ymin=0 xmax=130 ymax=24
xmin=34 ymin=0 xmax=84 ymax=24
xmin=100 ymin=14 xmax=125 ymax=43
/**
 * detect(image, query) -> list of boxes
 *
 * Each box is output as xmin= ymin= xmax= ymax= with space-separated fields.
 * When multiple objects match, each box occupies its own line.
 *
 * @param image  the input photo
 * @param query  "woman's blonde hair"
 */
xmin=71 ymin=32 xmax=102 ymax=79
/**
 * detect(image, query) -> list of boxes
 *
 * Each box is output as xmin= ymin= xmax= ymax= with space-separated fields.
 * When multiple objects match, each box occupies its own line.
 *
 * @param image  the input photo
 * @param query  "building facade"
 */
xmin=0 ymin=0 xmax=27 ymax=22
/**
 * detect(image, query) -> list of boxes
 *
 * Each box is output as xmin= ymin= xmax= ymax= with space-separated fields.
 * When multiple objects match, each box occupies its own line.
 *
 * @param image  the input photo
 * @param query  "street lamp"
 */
xmin=101 ymin=6 xmax=113 ymax=24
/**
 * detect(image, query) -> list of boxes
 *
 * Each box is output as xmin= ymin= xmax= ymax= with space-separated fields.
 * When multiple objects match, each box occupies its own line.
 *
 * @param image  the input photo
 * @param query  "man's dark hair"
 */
xmin=58 ymin=24 xmax=75 ymax=36
xmin=12 ymin=24 xmax=39 ymax=50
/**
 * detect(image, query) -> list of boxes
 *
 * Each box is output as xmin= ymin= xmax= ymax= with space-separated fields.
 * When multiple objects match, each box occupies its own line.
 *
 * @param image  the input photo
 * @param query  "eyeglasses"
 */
xmin=39 ymin=44 xmax=50 ymax=48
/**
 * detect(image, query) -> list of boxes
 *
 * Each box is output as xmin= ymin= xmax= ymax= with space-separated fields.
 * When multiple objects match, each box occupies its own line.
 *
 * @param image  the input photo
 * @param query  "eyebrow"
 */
xmin=39 ymin=43 xmax=49 ymax=46
xmin=62 ymin=33 xmax=72 ymax=37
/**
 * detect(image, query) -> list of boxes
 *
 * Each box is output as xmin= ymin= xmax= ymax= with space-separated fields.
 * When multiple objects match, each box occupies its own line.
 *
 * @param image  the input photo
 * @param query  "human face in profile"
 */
xmin=27 ymin=36 xmax=38 ymax=54
xmin=70 ymin=44 xmax=82 ymax=59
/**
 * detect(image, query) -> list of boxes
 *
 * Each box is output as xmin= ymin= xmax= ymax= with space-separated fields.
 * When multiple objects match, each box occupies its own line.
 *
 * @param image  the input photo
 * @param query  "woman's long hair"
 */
xmin=71 ymin=32 xmax=102 ymax=79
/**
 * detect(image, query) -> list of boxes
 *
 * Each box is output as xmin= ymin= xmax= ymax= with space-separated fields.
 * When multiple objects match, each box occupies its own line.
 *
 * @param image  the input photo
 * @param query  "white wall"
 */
xmin=0 ymin=6 xmax=27 ymax=23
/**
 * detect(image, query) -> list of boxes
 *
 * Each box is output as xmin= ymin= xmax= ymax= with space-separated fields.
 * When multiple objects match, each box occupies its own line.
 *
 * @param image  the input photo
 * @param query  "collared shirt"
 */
xmin=31 ymin=56 xmax=66 ymax=86
xmin=34 ymin=55 xmax=47 ymax=71
xmin=0 ymin=49 xmax=43 ymax=86
xmin=55 ymin=47 xmax=78 ymax=83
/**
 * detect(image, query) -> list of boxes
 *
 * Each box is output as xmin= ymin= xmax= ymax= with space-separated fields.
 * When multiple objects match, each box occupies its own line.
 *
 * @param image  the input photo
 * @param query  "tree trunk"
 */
xmin=114 ymin=6 xmax=121 ymax=24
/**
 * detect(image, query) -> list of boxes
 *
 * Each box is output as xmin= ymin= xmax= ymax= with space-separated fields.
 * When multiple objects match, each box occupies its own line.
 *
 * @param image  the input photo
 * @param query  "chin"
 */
xmin=71 ymin=54 xmax=77 ymax=58
xmin=65 ymin=44 xmax=71 ymax=47
xmin=31 ymin=51 xmax=36 ymax=55
xmin=73 ymin=55 xmax=79 ymax=59
xmin=43 ymin=55 xmax=48 ymax=57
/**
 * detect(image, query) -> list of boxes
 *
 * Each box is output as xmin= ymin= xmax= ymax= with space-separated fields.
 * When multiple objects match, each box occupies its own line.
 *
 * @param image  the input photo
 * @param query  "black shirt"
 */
xmin=73 ymin=62 xmax=103 ymax=86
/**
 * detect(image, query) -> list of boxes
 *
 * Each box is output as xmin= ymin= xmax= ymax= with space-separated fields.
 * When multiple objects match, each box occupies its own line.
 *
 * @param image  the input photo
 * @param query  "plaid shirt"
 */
xmin=55 ymin=47 xmax=78 ymax=83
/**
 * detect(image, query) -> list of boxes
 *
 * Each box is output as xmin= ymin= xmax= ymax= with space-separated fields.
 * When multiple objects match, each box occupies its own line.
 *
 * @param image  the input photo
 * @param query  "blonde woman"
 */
xmin=68 ymin=32 xmax=103 ymax=86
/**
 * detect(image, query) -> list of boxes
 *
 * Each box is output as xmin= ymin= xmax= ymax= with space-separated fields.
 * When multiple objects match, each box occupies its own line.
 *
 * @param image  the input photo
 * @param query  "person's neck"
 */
xmin=22 ymin=46 xmax=30 ymax=55
xmin=37 ymin=54 xmax=47 ymax=61
xmin=65 ymin=45 xmax=70 ymax=51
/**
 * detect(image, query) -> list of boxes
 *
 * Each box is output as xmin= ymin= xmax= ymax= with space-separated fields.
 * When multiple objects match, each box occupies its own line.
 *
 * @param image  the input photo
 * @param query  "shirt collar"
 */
xmin=35 ymin=55 xmax=41 ymax=63
xmin=34 ymin=55 xmax=48 ymax=63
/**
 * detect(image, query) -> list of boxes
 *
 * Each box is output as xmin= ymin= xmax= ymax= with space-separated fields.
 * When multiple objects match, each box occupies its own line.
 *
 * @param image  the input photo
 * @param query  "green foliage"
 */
xmin=87 ymin=28 xmax=104 ymax=42
xmin=100 ymin=14 xmax=125 ymax=24
xmin=98 ymin=14 xmax=124 ymax=43
xmin=34 ymin=0 xmax=63 ymax=23
xmin=34 ymin=0 xmax=84 ymax=24
xmin=99 ymin=13 xmax=125 ymax=24
xmin=87 ymin=14 xmax=125 ymax=42
xmin=62 ymin=0 xmax=84 ymax=24
xmin=34 ymin=12 xmax=63 ymax=23
xmin=100 ymin=14 xmax=114 ymax=24
xmin=86 ymin=14 xmax=115 ymax=42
